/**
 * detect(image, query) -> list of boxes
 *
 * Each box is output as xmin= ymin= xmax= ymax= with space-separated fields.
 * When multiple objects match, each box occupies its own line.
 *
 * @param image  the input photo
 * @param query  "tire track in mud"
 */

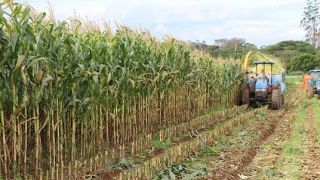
xmin=151 ymin=86 xmax=300 ymax=179
xmin=243 ymin=87 xmax=313 ymax=179
xmin=301 ymin=104 xmax=320 ymax=179
xmin=208 ymin=109 xmax=287 ymax=180
xmin=209 ymin=87 xmax=300 ymax=179
xmin=240 ymin=108 xmax=296 ymax=179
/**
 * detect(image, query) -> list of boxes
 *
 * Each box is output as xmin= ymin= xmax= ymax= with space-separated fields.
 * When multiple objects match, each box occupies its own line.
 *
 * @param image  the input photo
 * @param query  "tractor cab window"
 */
xmin=310 ymin=72 xmax=320 ymax=80
xmin=257 ymin=76 xmax=269 ymax=83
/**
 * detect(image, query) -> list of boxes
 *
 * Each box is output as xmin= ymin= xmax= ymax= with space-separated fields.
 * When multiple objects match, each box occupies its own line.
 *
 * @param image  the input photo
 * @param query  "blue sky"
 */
xmin=17 ymin=0 xmax=306 ymax=46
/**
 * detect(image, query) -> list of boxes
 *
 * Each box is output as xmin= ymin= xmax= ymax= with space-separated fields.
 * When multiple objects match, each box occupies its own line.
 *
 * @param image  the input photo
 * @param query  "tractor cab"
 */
xmin=253 ymin=62 xmax=273 ymax=100
xmin=242 ymin=61 xmax=286 ymax=109
xmin=307 ymin=69 xmax=320 ymax=98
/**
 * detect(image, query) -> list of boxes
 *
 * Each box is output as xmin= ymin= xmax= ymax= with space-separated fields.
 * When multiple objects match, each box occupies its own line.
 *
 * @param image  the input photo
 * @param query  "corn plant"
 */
xmin=0 ymin=2 xmax=243 ymax=178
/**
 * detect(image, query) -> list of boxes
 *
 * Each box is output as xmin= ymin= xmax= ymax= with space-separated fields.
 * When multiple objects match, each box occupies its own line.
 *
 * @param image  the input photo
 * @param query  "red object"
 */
xmin=301 ymin=74 xmax=312 ymax=89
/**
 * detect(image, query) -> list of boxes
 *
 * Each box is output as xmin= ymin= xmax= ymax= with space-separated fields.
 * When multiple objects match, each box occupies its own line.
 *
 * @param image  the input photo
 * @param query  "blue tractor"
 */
xmin=242 ymin=62 xmax=286 ymax=109
xmin=307 ymin=69 xmax=320 ymax=99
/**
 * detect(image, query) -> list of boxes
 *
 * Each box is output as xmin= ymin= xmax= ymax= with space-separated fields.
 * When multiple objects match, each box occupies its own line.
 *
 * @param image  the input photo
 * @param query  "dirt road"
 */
xmin=241 ymin=83 xmax=320 ymax=179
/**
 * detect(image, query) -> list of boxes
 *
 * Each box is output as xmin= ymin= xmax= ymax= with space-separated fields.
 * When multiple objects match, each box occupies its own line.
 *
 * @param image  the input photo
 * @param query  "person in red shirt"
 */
xmin=301 ymin=72 xmax=312 ymax=90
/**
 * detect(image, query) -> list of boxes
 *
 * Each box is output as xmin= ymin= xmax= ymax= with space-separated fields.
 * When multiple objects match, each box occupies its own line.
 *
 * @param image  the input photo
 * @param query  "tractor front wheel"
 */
xmin=271 ymin=89 xmax=281 ymax=110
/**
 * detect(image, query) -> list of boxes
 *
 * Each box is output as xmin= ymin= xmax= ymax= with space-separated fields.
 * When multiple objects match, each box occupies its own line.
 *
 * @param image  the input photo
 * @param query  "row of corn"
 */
xmin=0 ymin=2 xmax=243 ymax=178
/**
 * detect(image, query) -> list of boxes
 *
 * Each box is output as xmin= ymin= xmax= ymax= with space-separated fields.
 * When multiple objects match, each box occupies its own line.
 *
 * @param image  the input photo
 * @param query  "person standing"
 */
xmin=301 ymin=72 xmax=312 ymax=90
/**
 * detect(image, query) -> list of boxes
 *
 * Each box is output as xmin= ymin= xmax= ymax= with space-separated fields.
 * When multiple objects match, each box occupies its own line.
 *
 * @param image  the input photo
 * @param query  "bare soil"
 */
xmin=208 ymin=110 xmax=286 ymax=180
xmin=301 ymin=106 xmax=320 ymax=179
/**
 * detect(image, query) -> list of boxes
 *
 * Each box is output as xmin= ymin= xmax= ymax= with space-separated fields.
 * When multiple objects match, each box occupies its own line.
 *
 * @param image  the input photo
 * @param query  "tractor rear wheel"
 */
xmin=271 ymin=89 xmax=281 ymax=110
xmin=280 ymin=94 xmax=285 ymax=106
xmin=242 ymin=88 xmax=250 ymax=105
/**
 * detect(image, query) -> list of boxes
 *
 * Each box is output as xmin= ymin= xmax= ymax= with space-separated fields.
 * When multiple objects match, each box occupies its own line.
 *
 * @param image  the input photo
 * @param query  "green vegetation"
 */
xmin=192 ymin=38 xmax=257 ymax=59
xmin=1 ymin=0 xmax=319 ymax=179
xmin=0 ymin=2 xmax=243 ymax=178
xmin=152 ymin=107 xmax=279 ymax=179
xmin=195 ymin=37 xmax=320 ymax=74
xmin=152 ymin=138 xmax=172 ymax=149
xmin=286 ymin=75 xmax=302 ymax=85
xmin=198 ymin=136 xmax=226 ymax=157
xmin=248 ymin=52 xmax=285 ymax=73
xmin=262 ymin=41 xmax=316 ymax=60
xmin=287 ymin=53 xmax=320 ymax=72
xmin=153 ymin=163 xmax=209 ymax=179
xmin=312 ymin=98 xmax=320 ymax=142
xmin=279 ymin=102 xmax=307 ymax=179
xmin=262 ymin=41 xmax=320 ymax=72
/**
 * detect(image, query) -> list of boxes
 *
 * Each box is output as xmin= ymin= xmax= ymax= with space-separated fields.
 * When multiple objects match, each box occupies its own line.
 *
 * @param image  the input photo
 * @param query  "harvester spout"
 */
xmin=243 ymin=51 xmax=253 ymax=72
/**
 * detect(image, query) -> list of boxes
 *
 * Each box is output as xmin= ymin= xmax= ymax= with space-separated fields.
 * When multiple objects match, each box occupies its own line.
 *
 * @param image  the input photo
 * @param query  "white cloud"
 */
xmin=17 ymin=0 xmax=307 ymax=46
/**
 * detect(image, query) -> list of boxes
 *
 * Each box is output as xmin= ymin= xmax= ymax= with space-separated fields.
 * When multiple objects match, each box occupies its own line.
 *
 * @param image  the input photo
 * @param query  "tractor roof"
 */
xmin=309 ymin=69 xmax=320 ymax=73
xmin=253 ymin=61 xmax=274 ymax=65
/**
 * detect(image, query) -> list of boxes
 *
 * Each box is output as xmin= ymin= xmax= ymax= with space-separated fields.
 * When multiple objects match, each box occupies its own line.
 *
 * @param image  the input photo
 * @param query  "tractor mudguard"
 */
xmin=316 ymin=80 xmax=320 ymax=92
xmin=247 ymin=79 xmax=256 ymax=92
xmin=279 ymin=82 xmax=286 ymax=94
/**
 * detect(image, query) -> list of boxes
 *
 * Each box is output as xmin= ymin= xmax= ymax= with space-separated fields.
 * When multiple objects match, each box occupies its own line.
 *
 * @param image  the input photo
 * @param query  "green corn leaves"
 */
xmin=0 ymin=2 xmax=244 ymax=178
xmin=14 ymin=55 xmax=24 ymax=70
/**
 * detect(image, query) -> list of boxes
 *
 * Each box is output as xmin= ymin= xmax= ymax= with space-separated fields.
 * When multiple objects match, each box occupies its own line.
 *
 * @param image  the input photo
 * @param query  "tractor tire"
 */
xmin=307 ymin=87 xmax=313 ymax=99
xmin=242 ymin=88 xmax=250 ymax=105
xmin=271 ymin=89 xmax=281 ymax=110
xmin=280 ymin=94 xmax=285 ymax=106
xmin=235 ymin=88 xmax=242 ymax=106
xmin=248 ymin=99 xmax=256 ymax=108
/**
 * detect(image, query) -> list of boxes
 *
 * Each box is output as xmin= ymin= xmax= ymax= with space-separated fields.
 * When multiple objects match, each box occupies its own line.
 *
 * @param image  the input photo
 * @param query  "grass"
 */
xmin=278 ymin=100 xmax=307 ymax=179
xmin=198 ymin=136 xmax=227 ymax=157
xmin=311 ymin=98 xmax=320 ymax=143
xmin=152 ymin=138 xmax=172 ymax=149
xmin=198 ymin=106 xmax=228 ymax=116
xmin=286 ymin=75 xmax=302 ymax=86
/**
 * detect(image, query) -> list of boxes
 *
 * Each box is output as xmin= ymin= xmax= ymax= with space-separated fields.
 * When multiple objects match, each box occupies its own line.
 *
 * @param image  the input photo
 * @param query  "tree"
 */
xmin=243 ymin=43 xmax=258 ymax=52
xmin=262 ymin=41 xmax=316 ymax=61
xmin=191 ymin=38 xmax=257 ymax=59
xmin=287 ymin=53 xmax=320 ymax=72
xmin=214 ymin=38 xmax=246 ymax=50
xmin=301 ymin=0 xmax=320 ymax=47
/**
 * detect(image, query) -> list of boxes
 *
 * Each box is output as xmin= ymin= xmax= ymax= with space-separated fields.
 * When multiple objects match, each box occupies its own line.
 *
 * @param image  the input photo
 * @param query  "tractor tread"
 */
xmin=242 ymin=88 xmax=250 ymax=105
xmin=271 ymin=89 xmax=281 ymax=110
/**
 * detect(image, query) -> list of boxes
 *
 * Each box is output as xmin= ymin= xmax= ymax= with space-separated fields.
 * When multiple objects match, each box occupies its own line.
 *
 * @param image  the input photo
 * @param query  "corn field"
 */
xmin=0 ymin=2 xmax=243 ymax=179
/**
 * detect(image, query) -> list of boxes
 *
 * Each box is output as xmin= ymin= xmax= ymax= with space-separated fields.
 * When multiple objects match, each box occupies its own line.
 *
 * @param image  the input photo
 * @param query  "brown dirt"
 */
xmin=98 ymin=108 xmax=248 ymax=178
xmin=249 ymin=110 xmax=295 ymax=173
xmin=300 ymin=106 xmax=320 ymax=179
xmin=208 ymin=110 xmax=286 ymax=179
xmin=99 ymin=168 xmax=122 ymax=180
xmin=153 ymin=148 xmax=164 ymax=155
xmin=239 ymin=108 xmax=296 ymax=179
xmin=232 ymin=86 xmax=302 ymax=179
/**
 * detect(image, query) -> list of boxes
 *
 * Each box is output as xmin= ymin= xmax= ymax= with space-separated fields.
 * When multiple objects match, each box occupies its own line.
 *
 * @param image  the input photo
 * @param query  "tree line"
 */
xmin=192 ymin=38 xmax=320 ymax=73
xmin=190 ymin=0 xmax=320 ymax=73
xmin=261 ymin=41 xmax=320 ymax=72
xmin=191 ymin=38 xmax=257 ymax=59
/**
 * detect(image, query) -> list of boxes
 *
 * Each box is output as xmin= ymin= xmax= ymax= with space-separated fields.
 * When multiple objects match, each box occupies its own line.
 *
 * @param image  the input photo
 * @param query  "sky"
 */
xmin=17 ymin=0 xmax=306 ymax=47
